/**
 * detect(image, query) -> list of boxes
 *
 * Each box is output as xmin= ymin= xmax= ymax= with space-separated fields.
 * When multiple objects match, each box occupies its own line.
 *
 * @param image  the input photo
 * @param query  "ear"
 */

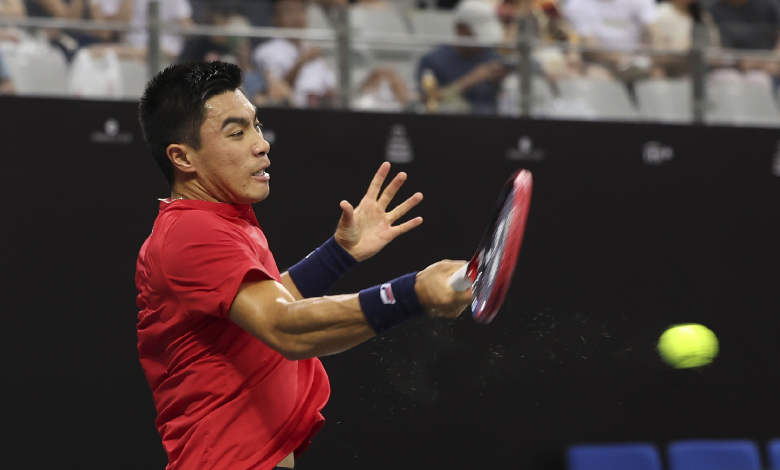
xmin=167 ymin=143 xmax=197 ymax=175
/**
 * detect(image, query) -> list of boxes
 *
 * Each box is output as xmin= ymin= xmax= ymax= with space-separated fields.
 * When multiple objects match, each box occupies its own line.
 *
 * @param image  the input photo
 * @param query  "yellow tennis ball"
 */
xmin=658 ymin=324 xmax=719 ymax=368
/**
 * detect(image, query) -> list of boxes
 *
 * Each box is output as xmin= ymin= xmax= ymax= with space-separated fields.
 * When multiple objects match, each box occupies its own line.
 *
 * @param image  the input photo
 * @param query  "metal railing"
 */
xmin=1 ymin=1 xmax=780 ymax=125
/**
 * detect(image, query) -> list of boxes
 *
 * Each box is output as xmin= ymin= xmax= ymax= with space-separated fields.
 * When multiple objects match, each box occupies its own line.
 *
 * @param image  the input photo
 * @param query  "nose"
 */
xmin=253 ymin=135 xmax=270 ymax=158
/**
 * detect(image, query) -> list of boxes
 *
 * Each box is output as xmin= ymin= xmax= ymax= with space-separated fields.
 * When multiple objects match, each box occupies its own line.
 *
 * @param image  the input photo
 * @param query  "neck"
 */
xmin=171 ymin=182 xmax=227 ymax=204
xmin=672 ymin=2 xmax=688 ymax=13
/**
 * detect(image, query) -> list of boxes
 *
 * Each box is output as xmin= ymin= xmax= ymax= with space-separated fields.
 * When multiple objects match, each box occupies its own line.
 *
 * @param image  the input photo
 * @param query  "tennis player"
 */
xmin=135 ymin=61 xmax=470 ymax=470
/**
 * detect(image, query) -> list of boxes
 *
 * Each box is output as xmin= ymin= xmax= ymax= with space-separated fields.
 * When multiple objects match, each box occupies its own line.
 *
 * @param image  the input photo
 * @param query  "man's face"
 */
xmin=189 ymin=90 xmax=271 ymax=204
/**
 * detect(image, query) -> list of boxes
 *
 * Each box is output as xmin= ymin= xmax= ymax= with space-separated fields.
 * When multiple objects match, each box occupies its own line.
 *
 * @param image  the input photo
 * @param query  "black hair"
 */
xmin=138 ymin=61 xmax=244 ymax=186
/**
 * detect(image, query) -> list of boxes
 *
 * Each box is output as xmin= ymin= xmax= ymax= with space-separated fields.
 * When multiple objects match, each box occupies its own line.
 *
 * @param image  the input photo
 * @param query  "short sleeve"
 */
xmin=98 ymin=0 xmax=123 ymax=16
xmin=562 ymin=0 xmax=596 ymax=38
xmin=166 ymin=0 xmax=192 ymax=20
xmin=161 ymin=212 xmax=274 ymax=319
xmin=636 ymin=0 xmax=659 ymax=25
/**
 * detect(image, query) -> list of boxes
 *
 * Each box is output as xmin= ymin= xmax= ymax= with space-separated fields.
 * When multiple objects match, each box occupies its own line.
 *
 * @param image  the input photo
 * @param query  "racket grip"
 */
xmin=448 ymin=264 xmax=472 ymax=292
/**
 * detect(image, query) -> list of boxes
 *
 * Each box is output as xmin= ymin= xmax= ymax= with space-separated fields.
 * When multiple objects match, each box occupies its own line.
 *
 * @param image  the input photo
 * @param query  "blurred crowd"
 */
xmin=0 ymin=0 xmax=779 ymax=115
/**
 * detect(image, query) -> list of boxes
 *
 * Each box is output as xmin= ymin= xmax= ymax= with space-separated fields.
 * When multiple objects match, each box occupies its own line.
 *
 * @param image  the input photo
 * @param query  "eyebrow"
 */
xmin=221 ymin=109 xmax=262 ymax=130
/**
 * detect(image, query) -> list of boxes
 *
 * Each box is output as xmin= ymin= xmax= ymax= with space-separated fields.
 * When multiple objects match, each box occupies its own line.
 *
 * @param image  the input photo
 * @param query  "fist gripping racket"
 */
xmin=449 ymin=170 xmax=533 ymax=324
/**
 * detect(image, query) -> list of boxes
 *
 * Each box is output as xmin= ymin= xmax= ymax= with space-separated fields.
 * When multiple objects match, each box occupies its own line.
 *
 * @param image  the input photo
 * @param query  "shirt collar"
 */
xmin=158 ymin=198 xmax=260 ymax=226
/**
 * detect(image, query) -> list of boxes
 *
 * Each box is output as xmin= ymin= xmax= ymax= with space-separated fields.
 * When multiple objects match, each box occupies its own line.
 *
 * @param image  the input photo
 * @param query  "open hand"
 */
xmin=335 ymin=162 xmax=423 ymax=262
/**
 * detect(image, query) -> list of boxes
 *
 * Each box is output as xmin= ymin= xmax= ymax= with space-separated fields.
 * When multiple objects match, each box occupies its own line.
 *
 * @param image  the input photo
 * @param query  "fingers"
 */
xmin=376 ymin=171 xmax=407 ymax=210
xmin=388 ymin=192 xmax=423 ymax=222
xmin=391 ymin=216 xmax=423 ymax=236
xmin=365 ymin=162 xmax=391 ymax=201
xmin=338 ymin=200 xmax=354 ymax=227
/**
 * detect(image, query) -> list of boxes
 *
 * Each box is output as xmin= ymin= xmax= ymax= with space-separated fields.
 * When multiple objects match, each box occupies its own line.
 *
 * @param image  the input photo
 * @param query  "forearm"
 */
xmin=274 ymin=294 xmax=376 ymax=359
xmin=230 ymin=284 xmax=375 ymax=361
xmin=452 ymin=70 xmax=484 ymax=94
xmin=284 ymin=61 xmax=305 ymax=86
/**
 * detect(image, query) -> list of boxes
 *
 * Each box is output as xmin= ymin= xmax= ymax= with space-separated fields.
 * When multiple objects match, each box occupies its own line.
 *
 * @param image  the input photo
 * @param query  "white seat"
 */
xmin=3 ymin=41 xmax=69 ymax=97
xmin=551 ymin=78 xmax=638 ymax=121
xmin=349 ymin=6 xmax=410 ymax=38
xmin=409 ymin=10 xmax=456 ymax=40
xmin=635 ymin=79 xmax=693 ymax=123
xmin=499 ymin=74 xmax=556 ymax=117
xmin=118 ymin=59 xmax=148 ymax=100
xmin=67 ymin=48 xmax=124 ymax=99
xmin=706 ymin=80 xmax=780 ymax=127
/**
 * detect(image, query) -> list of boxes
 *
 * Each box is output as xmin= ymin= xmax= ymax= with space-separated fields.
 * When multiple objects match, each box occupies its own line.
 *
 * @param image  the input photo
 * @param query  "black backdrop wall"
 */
xmin=2 ymin=96 xmax=779 ymax=470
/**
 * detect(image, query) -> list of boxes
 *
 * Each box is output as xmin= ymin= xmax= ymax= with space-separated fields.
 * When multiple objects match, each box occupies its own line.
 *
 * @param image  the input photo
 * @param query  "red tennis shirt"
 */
xmin=135 ymin=199 xmax=330 ymax=470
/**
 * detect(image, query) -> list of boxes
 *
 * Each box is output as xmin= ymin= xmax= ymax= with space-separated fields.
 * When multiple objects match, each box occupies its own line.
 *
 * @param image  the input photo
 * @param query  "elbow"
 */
xmin=266 ymin=334 xmax=315 ymax=361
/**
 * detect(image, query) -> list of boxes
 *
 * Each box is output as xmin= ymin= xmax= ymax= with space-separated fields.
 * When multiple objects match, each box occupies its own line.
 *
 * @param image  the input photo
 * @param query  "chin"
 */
xmin=246 ymin=188 xmax=270 ymax=204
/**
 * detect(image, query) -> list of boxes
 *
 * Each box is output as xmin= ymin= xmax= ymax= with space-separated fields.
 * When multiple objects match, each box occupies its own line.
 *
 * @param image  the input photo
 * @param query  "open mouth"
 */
xmin=253 ymin=169 xmax=267 ymax=177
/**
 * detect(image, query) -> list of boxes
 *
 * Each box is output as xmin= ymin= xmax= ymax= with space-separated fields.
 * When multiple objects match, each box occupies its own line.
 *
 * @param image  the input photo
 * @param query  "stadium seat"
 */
xmin=67 ymin=48 xmax=124 ymax=99
xmin=768 ymin=439 xmax=780 ymax=469
xmin=667 ymin=439 xmax=763 ymax=470
xmin=3 ymin=41 xmax=69 ymax=97
xmin=635 ymin=79 xmax=693 ymax=123
xmin=567 ymin=442 xmax=663 ymax=470
xmin=409 ymin=10 xmax=456 ymax=40
xmin=349 ymin=5 xmax=411 ymax=38
xmin=499 ymin=73 xmax=556 ymax=117
xmin=552 ymin=78 xmax=638 ymax=121
xmin=706 ymin=80 xmax=780 ymax=127
xmin=118 ymin=59 xmax=148 ymax=100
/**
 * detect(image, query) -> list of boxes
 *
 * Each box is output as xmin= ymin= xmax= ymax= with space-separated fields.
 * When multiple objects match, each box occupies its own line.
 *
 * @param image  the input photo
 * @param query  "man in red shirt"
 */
xmin=136 ymin=61 xmax=471 ymax=470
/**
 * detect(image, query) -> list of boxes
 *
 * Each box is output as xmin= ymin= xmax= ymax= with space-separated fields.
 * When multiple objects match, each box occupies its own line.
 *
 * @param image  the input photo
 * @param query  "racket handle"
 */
xmin=448 ymin=264 xmax=472 ymax=292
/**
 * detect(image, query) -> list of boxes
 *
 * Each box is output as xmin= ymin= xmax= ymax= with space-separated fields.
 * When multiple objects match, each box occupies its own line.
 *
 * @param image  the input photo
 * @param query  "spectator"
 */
xmin=353 ymin=67 xmax=412 ymax=111
xmin=498 ymin=0 xmax=583 ymax=80
xmin=416 ymin=0 xmax=508 ymax=114
xmin=178 ymin=5 xmax=242 ymax=64
xmin=563 ymin=0 xmax=663 ymax=80
xmin=655 ymin=0 xmax=720 ymax=76
xmin=252 ymin=0 xmax=336 ymax=108
xmin=0 ymin=50 xmax=14 ymax=94
xmin=708 ymin=0 xmax=780 ymax=83
xmin=710 ymin=0 xmax=780 ymax=50
xmin=179 ymin=5 xmax=295 ymax=107
xmin=24 ymin=0 xmax=121 ymax=59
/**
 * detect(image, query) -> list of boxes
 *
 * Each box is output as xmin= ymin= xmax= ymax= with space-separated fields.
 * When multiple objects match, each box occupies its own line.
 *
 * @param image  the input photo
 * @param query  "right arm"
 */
xmin=283 ymin=46 xmax=322 ymax=87
xmin=230 ymin=260 xmax=470 ymax=361
xmin=34 ymin=0 xmax=85 ymax=18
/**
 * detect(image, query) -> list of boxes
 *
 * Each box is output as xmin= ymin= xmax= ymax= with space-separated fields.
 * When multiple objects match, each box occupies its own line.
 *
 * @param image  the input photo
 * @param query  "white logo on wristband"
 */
xmin=380 ymin=283 xmax=396 ymax=304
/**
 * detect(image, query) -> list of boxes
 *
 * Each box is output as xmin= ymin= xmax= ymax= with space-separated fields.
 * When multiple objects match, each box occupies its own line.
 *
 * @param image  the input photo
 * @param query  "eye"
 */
xmin=254 ymin=123 xmax=262 ymax=132
xmin=231 ymin=130 xmax=244 ymax=137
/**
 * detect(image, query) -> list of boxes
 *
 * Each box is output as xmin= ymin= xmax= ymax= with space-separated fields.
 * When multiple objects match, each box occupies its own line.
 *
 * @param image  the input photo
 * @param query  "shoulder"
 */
xmin=420 ymin=45 xmax=454 ymax=63
xmin=258 ymin=38 xmax=294 ymax=55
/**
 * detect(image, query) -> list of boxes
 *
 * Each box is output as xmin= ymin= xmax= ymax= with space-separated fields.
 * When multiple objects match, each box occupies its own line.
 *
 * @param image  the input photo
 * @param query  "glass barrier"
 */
xmin=1 ymin=0 xmax=779 ymax=127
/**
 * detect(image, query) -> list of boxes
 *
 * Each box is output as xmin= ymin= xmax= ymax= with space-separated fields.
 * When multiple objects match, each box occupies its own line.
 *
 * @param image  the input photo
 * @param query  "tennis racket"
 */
xmin=448 ymin=169 xmax=533 ymax=324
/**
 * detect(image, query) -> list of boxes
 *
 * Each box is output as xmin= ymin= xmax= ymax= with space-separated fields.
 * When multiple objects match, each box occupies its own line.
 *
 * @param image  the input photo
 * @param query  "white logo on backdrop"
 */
xmin=91 ymin=118 xmax=133 ymax=144
xmin=263 ymin=129 xmax=276 ymax=145
xmin=772 ymin=141 xmax=780 ymax=177
xmin=385 ymin=124 xmax=413 ymax=163
xmin=643 ymin=141 xmax=674 ymax=165
xmin=506 ymin=136 xmax=545 ymax=161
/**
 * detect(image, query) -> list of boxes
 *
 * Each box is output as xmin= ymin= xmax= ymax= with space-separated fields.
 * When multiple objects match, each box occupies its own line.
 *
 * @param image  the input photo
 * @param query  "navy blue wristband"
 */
xmin=288 ymin=237 xmax=359 ymax=298
xmin=358 ymin=272 xmax=426 ymax=334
